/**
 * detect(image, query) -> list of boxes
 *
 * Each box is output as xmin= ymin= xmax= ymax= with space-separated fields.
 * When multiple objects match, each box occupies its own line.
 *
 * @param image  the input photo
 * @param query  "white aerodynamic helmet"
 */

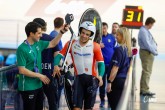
xmin=79 ymin=21 xmax=96 ymax=38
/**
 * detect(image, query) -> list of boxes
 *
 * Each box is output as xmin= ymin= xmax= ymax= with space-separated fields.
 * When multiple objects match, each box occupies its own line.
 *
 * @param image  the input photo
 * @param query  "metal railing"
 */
xmin=0 ymin=64 xmax=20 ymax=110
xmin=0 ymin=65 xmax=67 ymax=110
xmin=0 ymin=65 xmax=17 ymax=72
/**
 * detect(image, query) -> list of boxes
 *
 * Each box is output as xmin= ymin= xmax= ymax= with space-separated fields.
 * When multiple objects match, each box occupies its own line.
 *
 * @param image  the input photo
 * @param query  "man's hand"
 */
xmin=52 ymin=65 xmax=61 ymax=77
xmin=38 ymin=74 xmax=50 ymax=84
xmin=106 ymin=83 xmax=112 ymax=93
xmin=100 ymin=43 xmax=105 ymax=48
xmin=60 ymin=24 xmax=70 ymax=34
xmin=96 ymin=76 xmax=103 ymax=87
xmin=48 ymin=24 xmax=70 ymax=48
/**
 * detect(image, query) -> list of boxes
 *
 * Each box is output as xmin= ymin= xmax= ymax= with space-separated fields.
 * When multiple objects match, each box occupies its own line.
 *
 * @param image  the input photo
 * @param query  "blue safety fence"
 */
xmin=0 ymin=65 xmax=67 ymax=110
xmin=0 ymin=55 xmax=4 ymax=67
xmin=0 ymin=65 xmax=22 ymax=110
xmin=5 ymin=54 xmax=16 ymax=66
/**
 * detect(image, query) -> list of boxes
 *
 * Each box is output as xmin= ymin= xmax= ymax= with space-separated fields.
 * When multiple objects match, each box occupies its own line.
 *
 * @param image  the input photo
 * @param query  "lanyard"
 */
xmin=25 ymin=40 xmax=37 ymax=67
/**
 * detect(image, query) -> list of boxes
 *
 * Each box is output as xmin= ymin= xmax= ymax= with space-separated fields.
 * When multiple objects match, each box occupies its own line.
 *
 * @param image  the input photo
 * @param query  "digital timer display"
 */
xmin=122 ymin=6 xmax=144 ymax=29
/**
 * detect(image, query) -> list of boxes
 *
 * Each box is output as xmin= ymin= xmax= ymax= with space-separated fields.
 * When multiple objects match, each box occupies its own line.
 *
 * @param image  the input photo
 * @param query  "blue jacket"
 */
xmin=101 ymin=33 xmax=117 ymax=65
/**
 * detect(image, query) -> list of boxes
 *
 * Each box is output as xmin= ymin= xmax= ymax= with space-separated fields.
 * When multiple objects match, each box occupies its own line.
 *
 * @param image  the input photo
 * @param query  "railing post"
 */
xmin=131 ymin=37 xmax=137 ymax=110
xmin=0 ymin=72 xmax=2 ymax=110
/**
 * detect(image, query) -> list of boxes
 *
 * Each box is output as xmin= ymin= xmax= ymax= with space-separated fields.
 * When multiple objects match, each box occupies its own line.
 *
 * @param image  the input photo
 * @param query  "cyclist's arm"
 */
xmin=98 ymin=62 xmax=105 ymax=77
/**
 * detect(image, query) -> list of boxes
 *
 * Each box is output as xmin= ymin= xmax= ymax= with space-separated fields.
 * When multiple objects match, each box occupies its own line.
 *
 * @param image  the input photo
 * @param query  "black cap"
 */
xmin=33 ymin=18 xmax=46 ymax=27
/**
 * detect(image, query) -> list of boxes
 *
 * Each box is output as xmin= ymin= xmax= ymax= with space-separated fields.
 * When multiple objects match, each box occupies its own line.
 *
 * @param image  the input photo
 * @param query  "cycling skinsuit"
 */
xmin=59 ymin=39 xmax=104 ymax=109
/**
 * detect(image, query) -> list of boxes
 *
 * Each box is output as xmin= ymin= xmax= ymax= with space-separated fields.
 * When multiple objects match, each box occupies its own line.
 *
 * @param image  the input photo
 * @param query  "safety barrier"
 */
xmin=0 ymin=65 xmax=67 ymax=110
xmin=0 ymin=65 xmax=21 ymax=110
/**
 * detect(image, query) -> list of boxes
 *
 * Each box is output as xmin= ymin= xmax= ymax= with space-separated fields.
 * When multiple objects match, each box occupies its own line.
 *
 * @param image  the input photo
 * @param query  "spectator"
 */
xmin=50 ymin=17 xmax=64 ymax=51
xmin=99 ymin=22 xmax=119 ymax=108
xmin=49 ymin=17 xmax=66 ymax=106
xmin=106 ymin=27 xmax=132 ymax=110
xmin=138 ymin=17 xmax=158 ymax=96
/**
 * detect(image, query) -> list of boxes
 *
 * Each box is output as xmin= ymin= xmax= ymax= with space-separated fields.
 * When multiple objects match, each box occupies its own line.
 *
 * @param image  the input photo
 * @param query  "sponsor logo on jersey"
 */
xmin=36 ymin=46 xmax=40 ymax=51
xmin=86 ymin=44 xmax=92 ymax=47
xmin=85 ymin=68 xmax=88 ymax=72
xmin=29 ymin=94 xmax=34 ymax=99
xmin=74 ymin=45 xmax=81 ymax=50
xmin=108 ymin=39 xmax=111 ymax=42
xmin=75 ymin=44 xmax=81 ymax=48
xmin=29 ymin=50 xmax=32 ymax=53
xmin=112 ymin=60 xmax=118 ymax=64
xmin=74 ymin=52 xmax=91 ymax=56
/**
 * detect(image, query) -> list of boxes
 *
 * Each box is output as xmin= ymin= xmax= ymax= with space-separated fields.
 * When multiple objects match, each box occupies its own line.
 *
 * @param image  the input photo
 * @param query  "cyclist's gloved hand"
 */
xmin=96 ymin=76 xmax=103 ymax=87
xmin=53 ymin=65 xmax=61 ymax=78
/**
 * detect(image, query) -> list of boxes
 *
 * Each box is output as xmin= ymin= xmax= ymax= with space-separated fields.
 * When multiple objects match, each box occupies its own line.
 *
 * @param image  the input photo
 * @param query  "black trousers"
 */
xmin=57 ymin=75 xmax=64 ymax=103
xmin=20 ymin=87 xmax=44 ymax=110
xmin=107 ymin=78 xmax=126 ymax=110
xmin=73 ymin=74 xmax=99 ymax=109
xmin=43 ymin=78 xmax=59 ymax=110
